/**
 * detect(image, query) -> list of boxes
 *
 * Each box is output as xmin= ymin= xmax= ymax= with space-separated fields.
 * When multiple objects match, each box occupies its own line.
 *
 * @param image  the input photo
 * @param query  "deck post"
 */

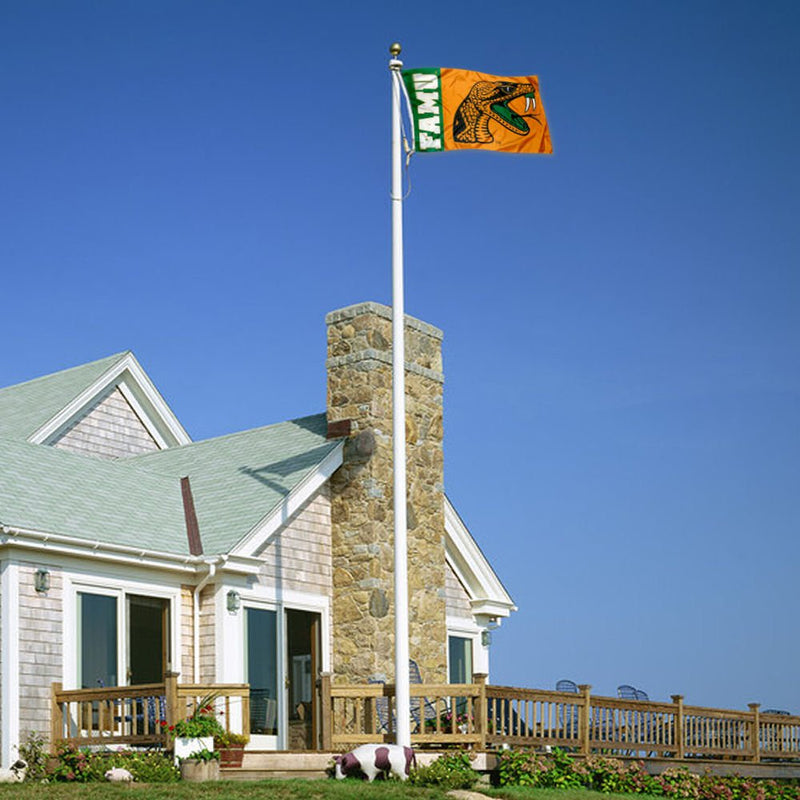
xmin=671 ymin=695 xmax=685 ymax=759
xmin=749 ymin=703 xmax=761 ymax=763
xmin=579 ymin=684 xmax=592 ymax=756
xmin=474 ymin=673 xmax=488 ymax=749
xmin=164 ymin=672 xmax=179 ymax=730
xmin=50 ymin=682 xmax=62 ymax=754
xmin=319 ymin=672 xmax=332 ymax=751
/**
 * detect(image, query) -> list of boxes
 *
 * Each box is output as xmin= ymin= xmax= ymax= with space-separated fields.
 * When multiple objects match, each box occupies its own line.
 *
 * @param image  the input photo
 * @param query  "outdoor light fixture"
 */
xmin=226 ymin=590 xmax=241 ymax=613
xmin=481 ymin=630 xmax=492 ymax=647
xmin=34 ymin=568 xmax=50 ymax=593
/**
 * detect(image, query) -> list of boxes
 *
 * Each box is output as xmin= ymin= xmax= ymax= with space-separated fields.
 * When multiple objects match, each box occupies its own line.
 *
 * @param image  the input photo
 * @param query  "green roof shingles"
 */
xmin=127 ymin=414 xmax=337 ymax=554
xmin=0 ymin=352 xmax=129 ymax=441
xmin=0 ymin=436 xmax=187 ymax=554
xmin=0 ymin=352 xmax=338 ymax=558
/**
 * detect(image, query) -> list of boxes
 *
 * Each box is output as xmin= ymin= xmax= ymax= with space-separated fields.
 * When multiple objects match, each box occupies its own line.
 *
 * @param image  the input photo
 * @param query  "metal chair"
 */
xmin=368 ymin=678 xmax=392 ymax=733
xmin=409 ymin=658 xmax=439 ymax=731
xmin=617 ymin=684 xmax=638 ymax=699
xmin=556 ymin=680 xmax=580 ymax=739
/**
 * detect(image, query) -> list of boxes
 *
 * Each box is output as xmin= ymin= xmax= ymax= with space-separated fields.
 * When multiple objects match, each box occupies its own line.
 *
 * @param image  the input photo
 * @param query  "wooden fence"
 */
xmin=320 ymin=677 xmax=800 ymax=763
xmin=50 ymin=674 xmax=249 ymax=752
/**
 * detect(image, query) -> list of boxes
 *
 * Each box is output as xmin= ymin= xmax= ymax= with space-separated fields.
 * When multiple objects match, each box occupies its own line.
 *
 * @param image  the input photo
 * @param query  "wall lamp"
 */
xmin=226 ymin=590 xmax=241 ymax=614
xmin=35 ymin=568 xmax=51 ymax=594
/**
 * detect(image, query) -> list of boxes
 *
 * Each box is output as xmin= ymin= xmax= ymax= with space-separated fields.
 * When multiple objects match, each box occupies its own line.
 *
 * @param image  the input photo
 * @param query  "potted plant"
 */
xmin=214 ymin=730 xmax=249 ymax=768
xmin=163 ymin=694 xmax=225 ymax=764
xmin=178 ymin=748 xmax=220 ymax=782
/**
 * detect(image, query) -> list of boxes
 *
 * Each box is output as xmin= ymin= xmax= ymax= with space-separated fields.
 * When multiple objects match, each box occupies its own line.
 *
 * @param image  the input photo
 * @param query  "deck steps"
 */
xmin=220 ymin=751 xmax=496 ymax=781
xmin=221 ymin=752 xmax=334 ymax=780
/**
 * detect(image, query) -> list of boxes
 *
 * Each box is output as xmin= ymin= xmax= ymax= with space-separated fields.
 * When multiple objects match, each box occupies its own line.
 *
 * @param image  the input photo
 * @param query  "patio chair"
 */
xmin=368 ymin=678 xmax=392 ymax=734
xmin=617 ymin=684 xmax=638 ymax=699
xmin=409 ymin=658 xmax=439 ymax=732
xmin=556 ymin=679 xmax=579 ymax=693
xmin=556 ymin=680 xmax=580 ymax=739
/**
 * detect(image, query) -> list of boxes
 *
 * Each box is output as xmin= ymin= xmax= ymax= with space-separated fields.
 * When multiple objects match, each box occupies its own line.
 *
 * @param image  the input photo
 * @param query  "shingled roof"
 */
xmin=0 ymin=352 xmax=129 ymax=441
xmin=0 ymin=355 xmax=341 ymax=558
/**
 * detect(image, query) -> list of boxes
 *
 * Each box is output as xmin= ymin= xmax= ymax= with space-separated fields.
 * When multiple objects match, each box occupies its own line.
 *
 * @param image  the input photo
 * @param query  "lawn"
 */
xmin=0 ymin=782 xmax=658 ymax=800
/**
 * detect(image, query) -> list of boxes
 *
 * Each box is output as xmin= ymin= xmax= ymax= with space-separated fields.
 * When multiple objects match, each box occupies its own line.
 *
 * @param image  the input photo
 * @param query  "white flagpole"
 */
xmin=388 ymin=41 xmax=411 ymax=748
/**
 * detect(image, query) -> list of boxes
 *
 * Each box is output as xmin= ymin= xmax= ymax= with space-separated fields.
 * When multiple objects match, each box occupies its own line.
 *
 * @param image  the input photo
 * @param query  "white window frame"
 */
xmin=64 ymin=575 xmax=180 ymax=690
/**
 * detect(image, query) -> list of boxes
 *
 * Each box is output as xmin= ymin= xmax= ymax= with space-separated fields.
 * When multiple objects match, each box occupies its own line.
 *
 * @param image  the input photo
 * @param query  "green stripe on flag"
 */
xmin=401 ymin=68 xmax=444 ymax=153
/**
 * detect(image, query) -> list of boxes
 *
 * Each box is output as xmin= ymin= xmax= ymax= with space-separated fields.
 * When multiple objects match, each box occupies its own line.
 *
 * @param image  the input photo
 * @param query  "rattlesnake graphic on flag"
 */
xmin=453 ymin=81 xmax=538 ymax=144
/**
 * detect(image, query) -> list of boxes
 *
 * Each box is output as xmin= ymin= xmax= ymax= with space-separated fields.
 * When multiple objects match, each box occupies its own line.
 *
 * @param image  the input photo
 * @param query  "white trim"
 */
xmin=29 ymin=352 xmax=191 ymax=449
xmin=230 ymin=441 xmax=344 ymax=558
xmin=1 ymin=559 xmax=20 ymax=764
xmin=444 ymin=497 xmax=516 ymax=619
xmin=0 ymin=525 xmax=264 ymax=576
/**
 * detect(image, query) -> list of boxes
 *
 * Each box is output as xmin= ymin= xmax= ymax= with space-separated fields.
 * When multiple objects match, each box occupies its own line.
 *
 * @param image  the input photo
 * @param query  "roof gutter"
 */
xmin=193 ymin=556 xmax=227 ymax=683
xmin=0 ymin=524 xmax=261 ymax=576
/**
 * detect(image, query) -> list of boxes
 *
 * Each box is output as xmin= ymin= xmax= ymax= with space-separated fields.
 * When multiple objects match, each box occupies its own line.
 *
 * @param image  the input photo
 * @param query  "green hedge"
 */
xmin=496 ymin=749 xmax=800 ymax=800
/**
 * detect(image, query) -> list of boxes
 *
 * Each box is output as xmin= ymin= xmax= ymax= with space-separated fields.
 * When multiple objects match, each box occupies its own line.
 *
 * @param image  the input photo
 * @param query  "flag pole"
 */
xmin=388 ymin=41 xmax=411 ymax=748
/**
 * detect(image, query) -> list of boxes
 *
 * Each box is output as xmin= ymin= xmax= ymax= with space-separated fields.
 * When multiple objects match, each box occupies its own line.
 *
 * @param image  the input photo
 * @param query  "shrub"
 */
xmin=49 ymin=742 xmax=179 ymax=783
xmin=18 ymin=731 xmax=49 ymax=782
xmin=496 ymin=747 xmax=800 ymax=800
xmin=409 ymin=751 xmax=480 ymax=789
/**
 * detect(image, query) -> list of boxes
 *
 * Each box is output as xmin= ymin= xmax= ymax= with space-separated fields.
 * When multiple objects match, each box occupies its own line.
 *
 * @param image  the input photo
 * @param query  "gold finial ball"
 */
xmin=389 ymin=42 xmax=402 ymax=57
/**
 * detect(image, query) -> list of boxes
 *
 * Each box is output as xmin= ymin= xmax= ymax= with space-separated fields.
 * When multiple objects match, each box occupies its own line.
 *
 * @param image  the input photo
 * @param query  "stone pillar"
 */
xmin=327 ymin=302 xmax=447 ymax=685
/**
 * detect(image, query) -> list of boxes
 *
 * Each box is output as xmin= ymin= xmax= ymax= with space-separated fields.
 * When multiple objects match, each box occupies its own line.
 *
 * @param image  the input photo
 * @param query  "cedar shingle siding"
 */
xmin=52 ymin=387 xmax=159 ymax=459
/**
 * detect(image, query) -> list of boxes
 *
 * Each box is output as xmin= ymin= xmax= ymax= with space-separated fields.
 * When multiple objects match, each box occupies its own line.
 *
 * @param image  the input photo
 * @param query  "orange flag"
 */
xmin=402 ymin=67 xmax=552 ymax=154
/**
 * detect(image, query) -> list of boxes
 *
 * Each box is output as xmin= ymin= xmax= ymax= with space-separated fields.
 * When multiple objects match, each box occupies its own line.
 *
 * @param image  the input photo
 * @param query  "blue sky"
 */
xmin=1 ymin=1 xmax=798 ymax=712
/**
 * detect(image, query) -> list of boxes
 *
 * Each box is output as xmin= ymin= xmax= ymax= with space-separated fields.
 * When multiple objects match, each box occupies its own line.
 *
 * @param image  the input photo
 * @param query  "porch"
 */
xmin=51 ymin=676 xmax=800 ymax=775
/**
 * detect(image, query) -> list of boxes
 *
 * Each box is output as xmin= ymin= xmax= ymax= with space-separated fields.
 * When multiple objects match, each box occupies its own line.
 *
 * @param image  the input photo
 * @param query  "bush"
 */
xmin=49 ymin=742 xmax=179 ymax=783
xmin=18 ymin=731 xmax=50 ymax=782
xmin=496 ymin=748 xmax=800 ymax=800
xmin=409 ymin=751 xmax=480 ymax=789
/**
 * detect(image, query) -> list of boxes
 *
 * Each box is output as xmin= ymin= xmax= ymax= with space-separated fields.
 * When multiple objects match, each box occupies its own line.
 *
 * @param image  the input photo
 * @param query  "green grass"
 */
xmin=0 ymin=782 xmax=664 ymax=800
xmin=0 ymin=780 xmax=453 ymax=800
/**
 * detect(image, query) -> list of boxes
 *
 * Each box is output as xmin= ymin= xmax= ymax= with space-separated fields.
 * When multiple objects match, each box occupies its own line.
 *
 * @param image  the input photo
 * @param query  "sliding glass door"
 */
xmin=77 ymin=590 xmax=171 ymax=689
xmin=245 ymin=606 xmax=322 ymax=749
xmin=246 ymin=607 xmax=279 ymax=744
xmin=78 ymin=592 xmax=118 ymax=688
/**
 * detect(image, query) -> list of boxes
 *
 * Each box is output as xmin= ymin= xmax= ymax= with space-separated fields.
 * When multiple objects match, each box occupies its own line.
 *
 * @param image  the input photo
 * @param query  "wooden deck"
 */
xmin=51 ymin=676 xmax=800 ymax=776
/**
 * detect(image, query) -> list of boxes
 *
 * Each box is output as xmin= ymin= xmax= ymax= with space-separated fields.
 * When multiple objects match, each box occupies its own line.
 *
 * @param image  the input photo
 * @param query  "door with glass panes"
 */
xmin=245 ymin=607 xmax=320 ymax=750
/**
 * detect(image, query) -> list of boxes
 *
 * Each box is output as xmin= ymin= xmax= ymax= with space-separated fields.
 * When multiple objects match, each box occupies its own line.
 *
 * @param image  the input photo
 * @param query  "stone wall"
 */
xmin=327 ymin=302 xmax=447 ymax=685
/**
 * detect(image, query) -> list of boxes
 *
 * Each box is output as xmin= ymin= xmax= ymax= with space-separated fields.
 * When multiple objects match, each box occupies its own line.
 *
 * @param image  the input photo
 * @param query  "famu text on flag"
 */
xmin=401 ymin=67 xmax=552 ymax=154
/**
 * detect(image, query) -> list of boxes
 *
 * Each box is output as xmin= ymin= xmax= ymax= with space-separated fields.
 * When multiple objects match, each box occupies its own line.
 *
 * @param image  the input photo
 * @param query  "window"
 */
xmin=78 ymin=592 xmax=117 ymax=688
xmin=448 ymin=636 xmax=473 ymax=684
xmin=76 ymin=589 xmax=171 ymax=689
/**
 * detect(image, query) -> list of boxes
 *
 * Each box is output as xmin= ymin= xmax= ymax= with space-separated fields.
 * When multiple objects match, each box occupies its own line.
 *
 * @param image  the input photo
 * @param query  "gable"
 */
xmin=444 ymin=496 xmax=516 ymax=620
xmin=29 ymin=352 xmax=190 ymax=451
xmin=52 ymin=386 xmax=159 ymax=460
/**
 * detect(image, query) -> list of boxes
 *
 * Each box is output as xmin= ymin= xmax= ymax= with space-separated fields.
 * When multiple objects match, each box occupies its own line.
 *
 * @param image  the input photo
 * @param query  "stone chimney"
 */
xmin=326 ymin=302 xmax=447 ymax=685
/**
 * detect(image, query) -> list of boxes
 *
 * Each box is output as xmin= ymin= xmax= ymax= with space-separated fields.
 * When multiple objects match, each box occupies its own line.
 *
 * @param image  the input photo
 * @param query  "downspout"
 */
xmin=193 ymin=557 xmax=226 ymax=683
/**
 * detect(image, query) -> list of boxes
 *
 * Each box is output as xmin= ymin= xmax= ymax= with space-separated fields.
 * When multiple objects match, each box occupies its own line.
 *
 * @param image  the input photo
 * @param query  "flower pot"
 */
xmin=174 ymin=736 xmax=214 ymax=764
xmin=180 ymin=759 xmax=220 ymax=782
xmin=218 ymin=745 xmax=245 ymax=768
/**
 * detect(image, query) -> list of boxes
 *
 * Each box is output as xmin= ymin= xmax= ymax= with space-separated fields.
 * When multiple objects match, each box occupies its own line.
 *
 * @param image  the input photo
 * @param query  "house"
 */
xmin=0 ymin=301 xmax=515 ymax=761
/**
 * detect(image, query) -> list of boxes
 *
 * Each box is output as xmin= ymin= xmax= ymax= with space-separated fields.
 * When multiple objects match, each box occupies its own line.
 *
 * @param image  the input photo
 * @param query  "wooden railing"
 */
xmin=320 ymin=677 xmax=800 ymax=763
xmin=320 ymin=673 xmax=487 ymax=750
xmin=50 ymin=674 xmax=250 ymax=752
